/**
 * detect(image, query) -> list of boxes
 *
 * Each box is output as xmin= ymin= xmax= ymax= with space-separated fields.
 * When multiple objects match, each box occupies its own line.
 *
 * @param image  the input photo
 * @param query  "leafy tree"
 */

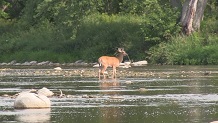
xmin=0 ymin=0 xmax=25 ymax=19
xmin=0 ymin=0 xmax=10 ymax=19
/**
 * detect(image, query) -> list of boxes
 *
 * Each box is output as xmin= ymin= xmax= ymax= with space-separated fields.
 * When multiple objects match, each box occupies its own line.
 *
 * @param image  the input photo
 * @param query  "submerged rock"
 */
xmin=138 ymin=88 xmax=147 ymax=92
xmin=109 ymin=95 xmax=124 ymax=99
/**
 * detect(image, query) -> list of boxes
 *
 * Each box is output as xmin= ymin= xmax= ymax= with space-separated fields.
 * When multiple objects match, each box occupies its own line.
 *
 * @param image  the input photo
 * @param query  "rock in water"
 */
xmin=37 ymin=87 xmax=54 ymax=97
xmin=14 ymin=92 xmax=51 ymax=109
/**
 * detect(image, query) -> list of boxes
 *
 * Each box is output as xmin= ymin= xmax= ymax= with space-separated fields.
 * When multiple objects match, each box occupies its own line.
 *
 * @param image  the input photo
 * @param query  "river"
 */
xmin=0 ymin=65 xmax=218 ymax=123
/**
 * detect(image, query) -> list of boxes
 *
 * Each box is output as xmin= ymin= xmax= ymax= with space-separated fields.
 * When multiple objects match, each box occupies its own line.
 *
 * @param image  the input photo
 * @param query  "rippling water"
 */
xmin=1 ymin=65 xmax=218 ymax=123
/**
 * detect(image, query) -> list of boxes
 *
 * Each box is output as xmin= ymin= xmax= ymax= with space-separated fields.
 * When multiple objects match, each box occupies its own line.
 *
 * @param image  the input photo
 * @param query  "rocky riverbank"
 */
xmin=0 ymin=60 xmax=150 ymax=78
xmin=0 ymin=67 xmax=152 ymax=78
xmin=0 ymin=60 xmax=148 ymax=67
xmin=0 ymin=60 xmax=93 ymax=67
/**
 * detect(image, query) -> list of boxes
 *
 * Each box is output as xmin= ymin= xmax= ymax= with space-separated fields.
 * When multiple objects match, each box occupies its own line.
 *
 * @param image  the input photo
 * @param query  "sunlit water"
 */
xmin=1 ymin=65 xmax=218 ymax=123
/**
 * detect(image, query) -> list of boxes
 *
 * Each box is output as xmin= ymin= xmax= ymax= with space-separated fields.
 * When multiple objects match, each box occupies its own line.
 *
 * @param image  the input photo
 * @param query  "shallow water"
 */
xmin=1 ymin=65 xmax=218 ymax=123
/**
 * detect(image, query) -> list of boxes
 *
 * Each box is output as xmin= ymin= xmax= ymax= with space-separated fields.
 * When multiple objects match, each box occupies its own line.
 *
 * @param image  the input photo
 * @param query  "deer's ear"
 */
xmin=117 ymin=48 xmax=121 ymax=52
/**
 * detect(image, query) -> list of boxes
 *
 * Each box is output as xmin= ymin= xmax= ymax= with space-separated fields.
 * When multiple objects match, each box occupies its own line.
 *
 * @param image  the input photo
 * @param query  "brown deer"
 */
xmin=98 ymin=48 xmax=127 ymax=79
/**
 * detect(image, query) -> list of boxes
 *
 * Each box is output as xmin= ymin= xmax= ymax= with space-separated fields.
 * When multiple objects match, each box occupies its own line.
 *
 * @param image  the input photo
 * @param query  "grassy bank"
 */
xmin=148 ymin=19 xmax=218 ymax=65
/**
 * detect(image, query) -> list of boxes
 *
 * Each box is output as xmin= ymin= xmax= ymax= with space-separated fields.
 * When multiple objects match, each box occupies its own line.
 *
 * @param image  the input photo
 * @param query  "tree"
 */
xmin=180 ymin=0 xmax=207 ymax=35
xmin=0 ymin=0 xmax=25 ymax=19
xmin=0 ymin=0 xmax=10 ymax=19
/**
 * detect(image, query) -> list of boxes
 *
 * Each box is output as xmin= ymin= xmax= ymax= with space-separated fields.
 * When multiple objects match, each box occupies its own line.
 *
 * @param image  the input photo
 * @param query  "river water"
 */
xmin=1 ymin=65 xmax=218 ymax=123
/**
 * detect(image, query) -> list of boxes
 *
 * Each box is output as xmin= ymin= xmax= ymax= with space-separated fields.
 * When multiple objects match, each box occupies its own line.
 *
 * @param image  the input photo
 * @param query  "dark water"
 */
xmin=1 ymin=65 xmax=218 ymax=123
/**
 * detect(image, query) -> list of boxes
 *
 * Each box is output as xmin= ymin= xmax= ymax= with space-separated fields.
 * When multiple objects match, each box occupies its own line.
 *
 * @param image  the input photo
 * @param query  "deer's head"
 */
xmin=117 ymin=48 xmax=128 ymax=56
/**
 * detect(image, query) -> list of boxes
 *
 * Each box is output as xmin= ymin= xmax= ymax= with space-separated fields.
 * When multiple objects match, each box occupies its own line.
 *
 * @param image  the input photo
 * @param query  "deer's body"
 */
xmin=98 ymin=48 xmax=127 ymax=79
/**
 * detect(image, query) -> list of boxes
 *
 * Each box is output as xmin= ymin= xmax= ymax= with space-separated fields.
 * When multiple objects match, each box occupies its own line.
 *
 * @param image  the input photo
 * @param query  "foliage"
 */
xmin=148 ymin=0 xmax=218 ymax=65
xmin=148 ymin=30 xmax=218 ymax=65
xmin=0 ymin=0 xmax=217 ymax=64
xmin=0 ymin=0 xmax=25 ymax=19
xmin=71 ymin=14 xmax=145 ymax=61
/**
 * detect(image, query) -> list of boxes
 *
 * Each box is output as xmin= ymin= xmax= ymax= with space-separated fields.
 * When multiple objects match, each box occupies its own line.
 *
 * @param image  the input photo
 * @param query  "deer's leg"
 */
xmin=114 ymin=67 xmax=117 ymax=78
xmin=98 ymin=67 xmax=102 ymax=79
xmin=112 ymin=66 xmax=116 ymax=78
xmin=101 ymin=65 xmax=108 ymax=79
xmin=98 ymin=65 xmax=103 ymax=79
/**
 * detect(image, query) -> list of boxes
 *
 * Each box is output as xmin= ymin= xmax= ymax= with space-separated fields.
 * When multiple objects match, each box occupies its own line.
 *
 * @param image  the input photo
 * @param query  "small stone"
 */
xmin=82 ymin=95 xmax=89 ymax=98
xmin=125 ymin=81 xmax=132 ymax=84
xmin=2 ymin=94 xmax=9 ymax=97
xmin=54 ymin=67 xmax=62 ymax=71
xmin=138 ymin=88 xmax=147 ymax=92
xmin=109 ymin=95 xmax=124 ymax=99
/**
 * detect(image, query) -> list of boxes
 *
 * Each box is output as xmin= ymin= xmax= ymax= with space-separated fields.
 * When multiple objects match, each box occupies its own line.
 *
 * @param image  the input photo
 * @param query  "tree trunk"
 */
xmin=180 ymin=0 xmax=207 ymax=35
xmin=181 ymin=0 xmax=198 ymax=35
xmin=193 ymin=0 xmax=207 ymax=30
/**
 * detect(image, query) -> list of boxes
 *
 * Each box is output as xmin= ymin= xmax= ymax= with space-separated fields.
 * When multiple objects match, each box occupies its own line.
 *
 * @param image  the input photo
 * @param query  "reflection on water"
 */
xmin=99 ymin=79 xmax=121 ymax=94
xmin=15 ymin=108 xmax=51 ymax=123
xmin=99 ymin=79 xmax=122 ymax=123
xmin=1 ymin=66 xmax=218 ymax=123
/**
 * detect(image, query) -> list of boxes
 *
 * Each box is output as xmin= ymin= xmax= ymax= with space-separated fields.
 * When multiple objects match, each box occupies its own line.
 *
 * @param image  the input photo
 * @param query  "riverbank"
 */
xmin=0 ymin=60 xmax=148 ymax=67
xmin=0 ymin=64 xmax=215 ymax=79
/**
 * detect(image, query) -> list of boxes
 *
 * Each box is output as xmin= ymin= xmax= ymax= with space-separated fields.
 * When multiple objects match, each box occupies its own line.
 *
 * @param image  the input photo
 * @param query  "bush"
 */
xmin=148 ymin=32 xmax=218 ymax=65
xmin=70 ymin=14 xmax=146 ymax=61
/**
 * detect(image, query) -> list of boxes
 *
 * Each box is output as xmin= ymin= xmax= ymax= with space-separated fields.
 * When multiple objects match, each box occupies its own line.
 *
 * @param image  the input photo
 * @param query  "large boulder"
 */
xmin=14 ymin=92 xmax=51 ymax=109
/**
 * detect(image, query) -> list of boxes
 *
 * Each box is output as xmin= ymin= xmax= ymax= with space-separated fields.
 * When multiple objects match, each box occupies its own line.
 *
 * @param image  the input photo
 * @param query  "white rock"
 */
xmin=109 ymin=95 xmax=124 ymax=99
xmin=14 ymin=92 xmax=51 ymax=109
xmin=29 ymin=61 xmax=37 ymax=65
xmin=211 ymin=121 xmax=218 ymax=123
xmin=37 ymin=87 xmax=54 ymax=97
xmin=37 ymin=61 xmax=50 ymax=65
xmin=119 ymin=62 xmax=131 ymax=68
xmin=54 ymin=67 xmax=62 ymax=71
xmin=0 ymin=63 xmax=8 ymax=65
xmin=131 ymin=60 xmax=148 ymax=66
xmin=93 ymin=64 xmax=99 ymax=68
xmin=125 ymin=81 xmax=132 ymax=84
xmin=22 ymin=62 xmax=31 ymax=66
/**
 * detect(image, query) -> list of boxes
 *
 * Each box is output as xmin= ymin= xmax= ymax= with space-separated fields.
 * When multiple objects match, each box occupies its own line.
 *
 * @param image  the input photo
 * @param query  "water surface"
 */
xmin=1 ymin=65 xmax=218 ymax=123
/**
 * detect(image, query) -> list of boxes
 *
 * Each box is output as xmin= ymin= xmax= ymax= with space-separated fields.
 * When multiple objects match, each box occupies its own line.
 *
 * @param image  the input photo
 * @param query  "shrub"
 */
xmin=148 ymin=32 xmax=218 ymax=65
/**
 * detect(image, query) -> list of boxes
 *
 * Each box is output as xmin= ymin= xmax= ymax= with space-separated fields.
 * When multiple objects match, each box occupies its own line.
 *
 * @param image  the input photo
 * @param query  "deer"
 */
xmin=98 ymin=48 xmax=128 ymax=79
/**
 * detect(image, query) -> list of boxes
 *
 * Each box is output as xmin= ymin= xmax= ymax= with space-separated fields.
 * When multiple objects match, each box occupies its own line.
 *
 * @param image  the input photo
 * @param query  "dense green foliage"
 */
xmin=149 ymin=20 xmax=218 ymax=65
xmin=0 ymin=0 xmax=217 ymax=64
xmin=148 ymin=1 xmax=218 ymax=65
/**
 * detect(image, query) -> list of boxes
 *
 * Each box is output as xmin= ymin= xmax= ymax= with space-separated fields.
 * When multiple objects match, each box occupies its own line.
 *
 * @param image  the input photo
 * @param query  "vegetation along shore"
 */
xmin=0 ymin=1 xmax=217 ymax=65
